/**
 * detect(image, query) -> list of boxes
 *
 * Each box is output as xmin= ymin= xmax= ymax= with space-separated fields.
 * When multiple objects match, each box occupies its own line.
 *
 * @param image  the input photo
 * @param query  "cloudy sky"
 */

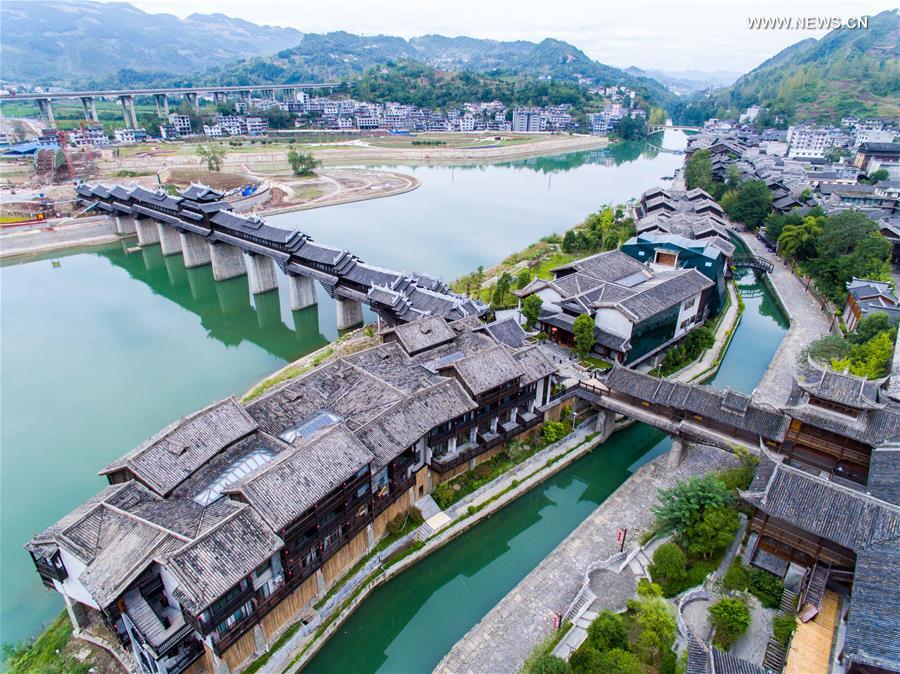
xmin=119 ymin=0 xmax=895 ymax=73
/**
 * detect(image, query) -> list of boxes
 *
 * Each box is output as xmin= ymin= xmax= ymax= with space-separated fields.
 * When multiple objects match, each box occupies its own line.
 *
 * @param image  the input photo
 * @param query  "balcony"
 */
xmin=430 ymin=412 xmax=543 ymax=474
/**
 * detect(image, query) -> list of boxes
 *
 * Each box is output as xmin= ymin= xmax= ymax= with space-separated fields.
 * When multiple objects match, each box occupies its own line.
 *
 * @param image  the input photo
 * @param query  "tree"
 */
xmin=287 ymin=149 xmax=320 ymax=176
xmin=833 ymin=329 xmax=896 ymax=378
xmin=522 ymin=294 xmax=543 ymax=331
xmin=632 ymin=595 xmax=676 ymax=667
xmin=587 ymin=611 xmax=628 ymax=652
xmin=196 ymin=144 xmax=226 ymax=172
xmin=709 ymin=597 xmax=751 ymax=649
xmin=685 ymin=506 xmax=740 ymax=559
xmin=562 ymin=230 xmax=579 ymax=253
xmin=573 ymin=313 xmax=596 ymax=359
xmin=530 ymin=654 xmax=570 ymax=674
xmin=648 ymin=542 xmax=687 ymax=590
xmin=595 ymin=649 xmax=643 ymax=674
xmin=867 ymin=168 xmax=890 ymax=184
xmin=778 ymin=216 xmax=823 ymax=260
xmin=516 ymin=269 xmax=531 ymax=290
xmin=723 ymin=180 xmax=772 ymax=229
xmin=805 ymin=334 xmax=852 ymax=366
xmin=492 ymin=272 xmax=513 ymax=307
xmin=652 ymin=474 xmax=733 ymax=538
xmin=684 ymin=149 xmax=714 ymax=193
xmin=849 ymin=313 xmax=896 ymax=345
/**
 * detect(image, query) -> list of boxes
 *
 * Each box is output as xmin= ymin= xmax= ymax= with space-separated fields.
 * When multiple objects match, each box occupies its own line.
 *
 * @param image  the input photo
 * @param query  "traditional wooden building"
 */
xmin=26 ymin=315 xmax=563 ymax=674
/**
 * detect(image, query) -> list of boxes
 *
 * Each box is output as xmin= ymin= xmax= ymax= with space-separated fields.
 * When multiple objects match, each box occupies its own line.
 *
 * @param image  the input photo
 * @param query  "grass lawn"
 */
xmin=581 ymin=356 xmax=613 ymax=370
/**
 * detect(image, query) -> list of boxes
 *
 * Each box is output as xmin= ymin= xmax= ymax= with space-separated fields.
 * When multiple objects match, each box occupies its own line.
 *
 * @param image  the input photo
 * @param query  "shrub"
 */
xmin=474 ymin=463 xmax=493 ymax=479
xmin=633 ymin=595 xmax=677 ymax=666
xmin=543 ymin=420 xmax=566 ymax=444
xmin=648 ymin=542 xmax=687 ymax=592
xmin=596 ymin=648 xmax=643 ymax=674
xmin=772 ymin=613 xmax=797 ymax=647
xmin=652 ymin=475 xmax=733 ymax=539
xmin=408 ymin=506 xmax=424 ymax=526
xmin=718 ymin=447 xmax=759 ymax=492
xmin=722 ymin=563 xmax=750 ymax=593
xmin=748 ymin=569 xmax=784 ymax=609
xmin=684 ymin=507 xmax=740 ymax=559
xmin=709 ymin=597 xmax=752 ymax=650
xmin=529 ymin=653 xmax=570 ymax=674
xmin=385 ymin=512 xmax=407 ymax=535
xmin=637 ymin=579 xmax=663 ymax=597
xmin=569 ymin=646 xmax=604 ymax=674
xmin=587 ymin=611 xmax=628 ymax=652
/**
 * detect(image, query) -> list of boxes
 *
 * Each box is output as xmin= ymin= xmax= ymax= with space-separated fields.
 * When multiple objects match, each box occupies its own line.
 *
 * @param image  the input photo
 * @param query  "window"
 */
xmin=356 ymin=483 xmax=370 ymax=498
xmin=683 ymin=297 xmax=696 ymax=310
xmin=654 ymin=251 xmax=678 ymax=267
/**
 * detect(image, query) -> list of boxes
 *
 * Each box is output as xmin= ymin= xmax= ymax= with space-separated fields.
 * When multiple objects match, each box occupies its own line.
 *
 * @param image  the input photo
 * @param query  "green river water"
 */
xmin=0 ymin=131 xmax=788 ymax=662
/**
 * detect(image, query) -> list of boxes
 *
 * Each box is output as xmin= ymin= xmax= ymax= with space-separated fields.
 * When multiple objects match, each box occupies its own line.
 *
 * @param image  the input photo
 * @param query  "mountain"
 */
xmin=0 ymin=1 xmax=303 ymax=85
xmin=675 ymin=10 xmax=899 ymax=124
xmin=192 ymin=32 xmax=676 ymax=108
xmin=627 ymin=68 xmax=741 ymax=95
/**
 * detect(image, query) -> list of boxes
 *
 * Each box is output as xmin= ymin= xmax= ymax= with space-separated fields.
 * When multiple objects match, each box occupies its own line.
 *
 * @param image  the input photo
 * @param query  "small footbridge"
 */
xmin=732 ymin=254 xmax=774 ymax=273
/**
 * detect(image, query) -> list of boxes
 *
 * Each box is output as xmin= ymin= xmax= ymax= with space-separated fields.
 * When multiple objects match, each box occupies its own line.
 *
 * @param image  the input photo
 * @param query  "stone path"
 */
xmin=737 ymin=231 xmax=832 ymax=404
xmin=677 ymin=282 xmax=741 ymax=383
xmin=436 ymin=445 xmax=739 ymax=674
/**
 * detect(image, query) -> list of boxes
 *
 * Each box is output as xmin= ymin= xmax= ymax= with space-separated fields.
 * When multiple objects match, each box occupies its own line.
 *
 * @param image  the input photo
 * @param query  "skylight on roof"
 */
xmin=279 ymin=411 xmax=341 ymax=444
xmin=193 ymin=448 xmax=274 ymax=507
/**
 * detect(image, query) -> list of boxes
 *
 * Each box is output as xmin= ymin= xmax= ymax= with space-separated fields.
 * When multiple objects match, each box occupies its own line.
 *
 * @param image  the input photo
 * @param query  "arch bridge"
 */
xmin=731 ymin=254 xmax=774 ymax=273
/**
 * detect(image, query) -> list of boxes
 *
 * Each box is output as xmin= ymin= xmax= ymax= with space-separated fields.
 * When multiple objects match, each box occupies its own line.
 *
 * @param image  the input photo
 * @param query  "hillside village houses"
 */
xmin=26 ymin=313 xmax=568 ymax=674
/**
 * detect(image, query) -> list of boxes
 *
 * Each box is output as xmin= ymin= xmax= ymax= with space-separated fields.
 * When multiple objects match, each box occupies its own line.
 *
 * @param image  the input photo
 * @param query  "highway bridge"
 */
xmin=1 ymin=82 xmax=343 ymax=130
xmin=647 ymin=124 xmax=703 ymax=134
xmin=75 ymin=181 xmax=485 ymax=330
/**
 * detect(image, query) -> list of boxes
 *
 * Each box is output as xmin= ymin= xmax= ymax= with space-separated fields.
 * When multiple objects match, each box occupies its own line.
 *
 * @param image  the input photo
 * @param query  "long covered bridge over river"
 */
xmin=75 ymin=182 xmax=485 ymax=330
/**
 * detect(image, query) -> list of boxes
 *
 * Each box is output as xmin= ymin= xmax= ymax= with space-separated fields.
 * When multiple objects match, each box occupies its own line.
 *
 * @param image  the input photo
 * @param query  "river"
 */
xmin=2 ymin=132 xmax=696 ymax=647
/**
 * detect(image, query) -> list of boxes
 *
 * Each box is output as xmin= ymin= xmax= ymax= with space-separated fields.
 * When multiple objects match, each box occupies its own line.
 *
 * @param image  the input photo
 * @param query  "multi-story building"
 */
xmin=203 ymin=124 xmax=224 ymax=138
xmin=159 ymin=123 xmax=180 ymax=140
xmin=26 ymin=315 xmax=562 ymax=674
xmin=68 ymin=125 xmax=110 ymax=148
xmin=114 ymin=128 xmax=148 ymax=144
xmin=786 ymin=125 xmax=836 ymax=159
xmin=168 ymin=114 xmax=193 ymax=137
xmin=515 ymin=249 xmax=714 ymax=365
xmin=511 ymin=108 xmax=541 ymax=133
xmin=244 ymin=117 xmax=268 ymax=136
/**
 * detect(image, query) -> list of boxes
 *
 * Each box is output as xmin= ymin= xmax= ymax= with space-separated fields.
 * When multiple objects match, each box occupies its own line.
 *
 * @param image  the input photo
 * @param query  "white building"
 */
xmin=245 ymin=117 xmax=268 ymax=136
xmin=68 ymin=125 xmax=109 ymax=147
xmin=113 ymin=128 xmax=147 ymax=144
xmin=786 ymin=125 xmax=834 ymax=159
xmin=203 ymin=124 xmax=224 ymax=138
xmin=855 ymin=128 xmax=896 ymax=147
xmin=739 ymin=106 xmax=762 ymax=123
xmin=512 ymin=108 xmax=541 ymax=133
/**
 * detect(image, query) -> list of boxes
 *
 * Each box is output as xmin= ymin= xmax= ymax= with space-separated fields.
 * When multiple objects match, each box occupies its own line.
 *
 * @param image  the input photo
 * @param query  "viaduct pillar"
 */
xmin=288 ymin=274 xmax=317 ymax=310
xmin=154 ymin=94 xmax=169 ymax=118
xmin=36 ymin=99 xmax=56 ymax=128
xmin=245 ymin=253 xmax=278 ymax=294
xmin=157 ymin=223 xmax=183 ymax=256
xmin=118 ymin=95 xmax=138 ymax=129
xmin=208 ymin=241 xmax=246 ymax=281
xmin=180 ymin=232 xmax=211 ymax=268
xmin=336 ymin=297 xmax=364 ymax=330
xmin=213 ymin=91 xmax=225 ymax=107
xmin=80 ymin=97 xmax=99 ymax=122
xmin=185 ymin=92 xmax=200 ymax=113
xmin=134 ymin=217 xmax=160 ymax=246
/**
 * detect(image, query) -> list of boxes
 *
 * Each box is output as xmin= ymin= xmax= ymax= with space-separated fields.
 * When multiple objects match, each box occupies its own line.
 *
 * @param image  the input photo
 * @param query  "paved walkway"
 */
xmin=678 ymin=282 xmax=741 ymax=383
xmin=436 ymin=445 xmax=739 ymax=674
xmin=737 ymin=231 xmax=832 ymax=404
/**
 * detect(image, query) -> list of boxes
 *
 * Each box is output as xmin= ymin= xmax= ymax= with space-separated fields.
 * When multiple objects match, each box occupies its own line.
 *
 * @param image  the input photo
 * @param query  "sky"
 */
xmin=112 ymin=0 xmax=897 ymax=73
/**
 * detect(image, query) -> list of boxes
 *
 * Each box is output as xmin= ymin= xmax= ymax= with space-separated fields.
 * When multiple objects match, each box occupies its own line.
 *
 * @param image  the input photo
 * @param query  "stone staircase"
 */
xmin=416 ymin=495 xmax=442 ymax=520
xmin=412 ymin=495 xmax=450 ymax=542
xmin=762 ymin=587 xmax=799 ymax=672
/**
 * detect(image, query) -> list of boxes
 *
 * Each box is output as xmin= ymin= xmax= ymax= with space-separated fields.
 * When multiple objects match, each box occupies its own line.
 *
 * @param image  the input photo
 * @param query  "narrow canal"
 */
xmin=300 ymin=270 xmax=788 ymax=674
xmin=0 ymin=132 xmax=689 ymax=646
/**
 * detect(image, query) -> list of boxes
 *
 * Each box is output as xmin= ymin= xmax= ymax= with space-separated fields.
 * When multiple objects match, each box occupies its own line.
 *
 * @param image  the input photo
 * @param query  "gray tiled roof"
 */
xmin=844 ymin=541 xmax=900 ymax=672
xmin=101 ymin=398 xmax=258 ymax=496
xmin=166 ymin=506 xmax=283 ymax=615
xmin=511 ymin=345 xmax=559 ymax=384
xmin=386 ymin=315 xmax=457 ymax=355
xmin=608 ymin=269 xmax=713 ymax=323
xmin=227 ymin=425 xmax=374 ymax=531
xmin=604 ymin=366 xmax=789 ymax=441
xmin=445 ymin=345 xmax=524 ymax=396
xmin=355 ymin=380 xmax=476 ymax=468
xmin=742 ymin=453 xmax=900 ymax=552
xmin=553 ymin=250 xmax=647 ymax=284
xmin=481 ymin=317 xmax=528 ymax=348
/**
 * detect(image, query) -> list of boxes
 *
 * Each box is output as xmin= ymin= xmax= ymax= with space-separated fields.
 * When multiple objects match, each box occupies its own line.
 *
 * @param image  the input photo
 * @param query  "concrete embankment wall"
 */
xmin=0 ymin=217 xmax=123 ymax=258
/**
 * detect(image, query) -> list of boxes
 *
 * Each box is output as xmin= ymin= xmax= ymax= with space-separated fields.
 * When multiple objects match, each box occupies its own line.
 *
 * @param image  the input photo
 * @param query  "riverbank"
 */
xmin=0 ymin=217 xmax=120 ymax=259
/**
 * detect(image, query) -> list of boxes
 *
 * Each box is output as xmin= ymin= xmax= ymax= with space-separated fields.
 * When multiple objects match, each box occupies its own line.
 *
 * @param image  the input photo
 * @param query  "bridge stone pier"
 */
xmin=119 ymin=95 xmax=138 ymax=129
xmin=134 ymin=218 xmax=161 ymax=246
xmin=36 ymin=99 xmax=56 ymax=128
xmin=157 ymin=223 xmax=183 ymax=256
xmin=208 ymin=241 xmax=246 ymax=281
xmin=594 ymin=408 xmax=616 ymax=442
xmin=336 ymin=297 xmax=364 ymax=330
xmin=154 ymin=94 xmax=169 ymax=118
xmin=180 ymin=232 xmax=211 ymax=268
xmin=667 ymin=438 xmax=687 ymax=468
xmin=80 ymin=97 xmax=99 ymax=122
xmin=245 ymin=253 xmax=278 ymax=295
xmin=185 ymin=93 xmax=200 ymax=112
xmin=288 ymin=274 xmax=317 ymax=310
xmin=114 ymin=214 xmax=136 ymax=235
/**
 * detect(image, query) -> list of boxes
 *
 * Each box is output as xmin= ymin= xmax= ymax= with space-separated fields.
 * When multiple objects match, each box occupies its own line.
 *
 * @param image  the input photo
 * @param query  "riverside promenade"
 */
xmin=436 ymin=445 xmax=738 ymax=674
xmin=737 ymin=231 xmax=832 ymax=404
